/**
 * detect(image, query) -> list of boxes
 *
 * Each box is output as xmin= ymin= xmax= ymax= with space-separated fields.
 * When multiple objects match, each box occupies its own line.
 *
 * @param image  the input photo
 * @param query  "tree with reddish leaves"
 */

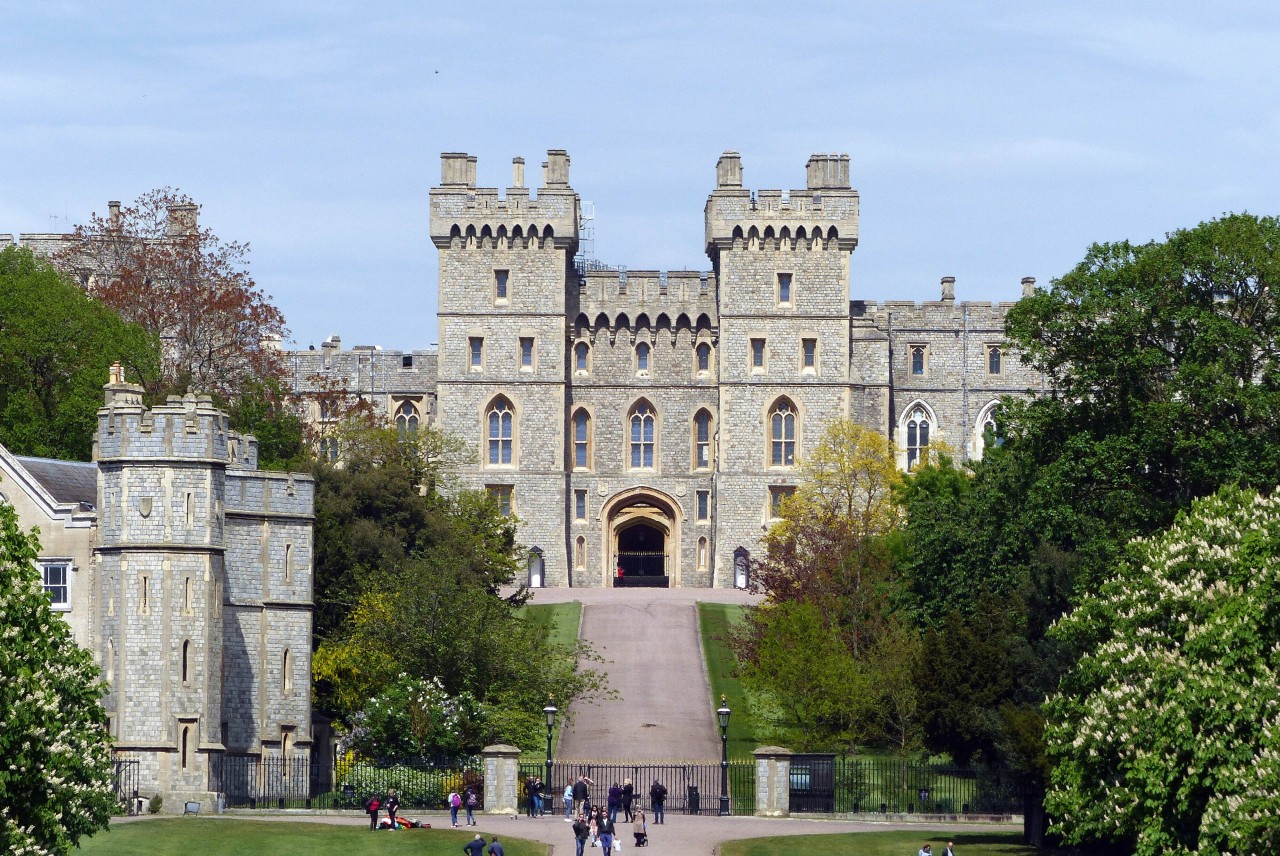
xmin=53 ymin=188 xmax=287 ymax=402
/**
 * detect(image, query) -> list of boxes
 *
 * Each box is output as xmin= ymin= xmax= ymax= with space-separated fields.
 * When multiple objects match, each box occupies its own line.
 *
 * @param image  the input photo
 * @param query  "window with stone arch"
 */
xmin=575 ymin=536 xmax=586 ymax=570
xmin=574 ymin=341 xmax=590 ymax=374
xmin=629 ymin=400 xmax=657 ymax=469
xmin=903 ymin=402 xmax=933 ymax=470
xmin=572 ymin=408 xmax=592 ymax=470
xmin=395 ymin=401 xmax=419 ymax=438
xmin=973 ymin=401 xmax=1002 ymax=459
xmin=486 ymin=396 xmax=515 ymax=466
xmin=695 ymin=342 xmax=711 ymax=374
xmin=635 ymin=341 xmax=651 ymax=375
xmin=768 ymin=398 xmax=798 ymax=467
xmin=693 ymin=409 xmax=714 ymax=470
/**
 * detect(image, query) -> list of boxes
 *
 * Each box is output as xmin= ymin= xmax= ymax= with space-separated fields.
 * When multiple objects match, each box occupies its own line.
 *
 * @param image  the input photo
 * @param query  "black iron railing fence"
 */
xmin=823 ymin=757 xmax=1020 ymax=814
xmin=538 ymin=761 xmax=756 ymax=816
xmin=211 ymin=754 xmax=483 ymax=809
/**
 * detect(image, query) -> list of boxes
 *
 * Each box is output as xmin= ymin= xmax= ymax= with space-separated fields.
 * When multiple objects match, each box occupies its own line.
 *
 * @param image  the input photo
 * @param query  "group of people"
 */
xmin=559 ymin=775 xmax=669 ymax=853
xmin=462 ymin=833 xmax=504 ymax=856
xmin=918 ymin=842 xmax=957 ymax=855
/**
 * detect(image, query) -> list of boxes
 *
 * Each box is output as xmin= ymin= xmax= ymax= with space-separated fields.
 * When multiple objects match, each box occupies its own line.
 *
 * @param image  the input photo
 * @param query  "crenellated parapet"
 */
xmin=430 ymin=150 xmax=580 ymax=253
xmin=705 ymin=152 xmax=859 ymax=259
xmin=573 ymin=269 xmax=719 ymax=339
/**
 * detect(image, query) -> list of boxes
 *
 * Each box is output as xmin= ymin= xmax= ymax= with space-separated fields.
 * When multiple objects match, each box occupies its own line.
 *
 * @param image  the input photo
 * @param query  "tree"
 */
xmin=53 ymin=188 xmax=287 ymax=401
xmin=1044 ymin=486 xmax=1280 ymax=854
xmin=0 ymin=497 xmax=116 ymax=854
xmin=0 ymin=245 xmax=159 ymax=460
xmin=732 ymin=419 xmax=915 ymax=751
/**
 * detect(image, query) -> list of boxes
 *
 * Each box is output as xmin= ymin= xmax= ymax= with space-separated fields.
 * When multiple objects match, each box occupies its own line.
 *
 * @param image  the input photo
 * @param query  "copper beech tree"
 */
xmin=54 ymin=188 xmax=287 ymax=401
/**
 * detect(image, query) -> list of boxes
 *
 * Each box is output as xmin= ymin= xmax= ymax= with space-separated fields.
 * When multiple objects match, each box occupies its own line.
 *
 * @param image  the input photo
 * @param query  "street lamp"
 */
xmin=528 ymin=546 xmax=544 ymax=588
xmin=716 ymin=695 xmax=731 ymax=816
xmin=543 ymin=696 xmax=558 ymax=798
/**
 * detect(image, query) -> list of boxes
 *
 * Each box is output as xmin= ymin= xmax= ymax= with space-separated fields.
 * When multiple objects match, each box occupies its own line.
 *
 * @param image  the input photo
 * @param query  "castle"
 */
xmin=0 ymin=369 xmax=314 ymax=808
xmin=287 ymin=150 xmax=1045 ymax=589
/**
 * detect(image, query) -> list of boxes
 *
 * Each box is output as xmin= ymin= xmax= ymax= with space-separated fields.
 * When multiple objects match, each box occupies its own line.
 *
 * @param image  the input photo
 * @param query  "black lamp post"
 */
xmin=543 ymin=697 xmax=558 ymax=796
xmin=716 ymin=695 xmax=731 ymax=816
xmin=529 ymin=546 xmax=544 ymax=588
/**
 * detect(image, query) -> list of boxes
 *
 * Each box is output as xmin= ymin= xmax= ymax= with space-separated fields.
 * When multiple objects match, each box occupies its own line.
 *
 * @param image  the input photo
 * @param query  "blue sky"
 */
xmin=3 ymin=2 xmax=1278 ymax=350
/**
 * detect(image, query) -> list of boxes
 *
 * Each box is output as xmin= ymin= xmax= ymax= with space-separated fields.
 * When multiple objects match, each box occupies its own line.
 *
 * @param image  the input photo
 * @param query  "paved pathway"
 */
xmin=523 ymin=587 xmax=760 ymax=762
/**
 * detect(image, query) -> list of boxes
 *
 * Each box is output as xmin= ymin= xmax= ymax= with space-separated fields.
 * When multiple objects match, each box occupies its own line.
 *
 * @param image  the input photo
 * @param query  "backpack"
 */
xmin=367 ymin=796 xmax=381 ymax=812
xmin=450 ymin=791 xmax=462 ymax=808
xmin=466 ymin=791 xmax=478 ymax=808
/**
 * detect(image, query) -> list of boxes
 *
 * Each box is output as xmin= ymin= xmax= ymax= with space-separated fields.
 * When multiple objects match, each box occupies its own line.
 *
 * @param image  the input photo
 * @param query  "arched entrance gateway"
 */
xmin=600 ymin=488 xmax=682 ymax=587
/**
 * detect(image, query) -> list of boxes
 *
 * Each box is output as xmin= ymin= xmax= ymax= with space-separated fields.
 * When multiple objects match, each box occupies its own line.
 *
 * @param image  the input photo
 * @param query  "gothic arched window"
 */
xmin=574 ymin=341 xmax=590 ymax=373
xmin=905 ymin=404 xmax=931 ymax=469
xmin=769 ymin=399 xmax=797 ymax=467
xmin=395 ymin=401 xmax=419 ymax=438
xmin=635 ymin=342 xmax=651 ymax=374
xmin=629 ymin=401 xmax=656 ymax=469
xmin=693 ymin=409 xmax=713 ymax=470
xmin=696 ymin=342 xmax=711 ymax=373
xmin=572 ymin=409 xmax=592 ymax=470
xmin=487 ymin=397 xmax=514 ymax=466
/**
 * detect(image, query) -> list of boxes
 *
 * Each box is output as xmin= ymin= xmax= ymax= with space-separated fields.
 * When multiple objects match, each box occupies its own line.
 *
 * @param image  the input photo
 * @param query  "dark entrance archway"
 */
xmin=616 ymin=520 xmax=666 ymax=581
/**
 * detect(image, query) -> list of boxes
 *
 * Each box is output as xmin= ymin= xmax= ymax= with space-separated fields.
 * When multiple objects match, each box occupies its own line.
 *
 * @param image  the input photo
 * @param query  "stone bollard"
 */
xmin=481 ymin=745 xmax=522 ymax=814
xmin=753 ymin=746 xmax=792 ymax=817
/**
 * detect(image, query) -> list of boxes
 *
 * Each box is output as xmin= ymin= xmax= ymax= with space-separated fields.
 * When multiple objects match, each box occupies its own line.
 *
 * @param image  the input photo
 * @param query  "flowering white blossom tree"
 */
xmin=0 ymin=500 xmax=115 ymax=855
xmin=1044 ymin=486 xmax=1280 ymax=854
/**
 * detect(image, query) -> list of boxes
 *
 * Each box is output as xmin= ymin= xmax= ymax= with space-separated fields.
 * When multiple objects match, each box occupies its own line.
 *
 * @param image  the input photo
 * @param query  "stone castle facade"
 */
xmin=289 ymin=150 xmax=1044 ymax=589
xmin=0 ymin=371 xmax=314 ymax=808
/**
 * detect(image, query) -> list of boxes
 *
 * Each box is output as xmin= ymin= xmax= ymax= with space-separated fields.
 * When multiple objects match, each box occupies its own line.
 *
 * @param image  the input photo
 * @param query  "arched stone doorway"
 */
xmin=601 ymin=488 xmax=682 ymax=587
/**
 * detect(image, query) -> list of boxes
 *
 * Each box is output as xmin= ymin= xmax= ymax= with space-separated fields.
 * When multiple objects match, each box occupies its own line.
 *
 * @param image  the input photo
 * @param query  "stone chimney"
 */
xmin=716 ymin=152 xmax=743 ymax=189
xmin=440 ymin=152 xmax=472 ymax=187
xmin=940 ymin=276 xmax=956 ymax=302
xmin=512 ymin=157 xmax=525 ymax=188
xmin=1021 ymin=276 xmax=1036 ymax=298
xmin=166 ymin=203 xmax=198 ymax=237
xmin=108 ymin=200 xmax=121 ymax=230
xmin=544 ymin=150 xmax=570 ymax=187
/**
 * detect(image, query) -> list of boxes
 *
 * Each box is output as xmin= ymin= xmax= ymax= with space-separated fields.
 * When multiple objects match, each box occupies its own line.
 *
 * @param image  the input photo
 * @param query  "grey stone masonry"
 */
xmin=278 ymin=149 xmax=1046 ymax=588
xmin=753 ymin=747 xmax=793 ymax=817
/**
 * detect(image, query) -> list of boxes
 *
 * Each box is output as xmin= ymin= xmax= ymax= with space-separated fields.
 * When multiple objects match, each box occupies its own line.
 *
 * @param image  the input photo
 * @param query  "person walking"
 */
xmin=448 ymin=788 xmax=462 ymax=828
xmin=488 ymin=835 xmax=505 ymax=856
xmin=649 ymin=781 xmax=666 ymax=825
xmin=525 ymin=776 xmax=538 ymax=818
xmin=606 ymin=782 xmax=621 ymax=824
xmin=563 ymin=783 xmax=575 ymax=821
xmin=621 ymin=778 xmax=635 ymax=823
xmin=597 ymin=811 xmax=615 ymax=853
xmin=463 ymin=833 xmax=486 ymax=856
xmin=572 ymin=812 xmax=590 ymax=856
xmin=572 ymin=774 xmax=594 ymax=817
xmin=385 ymin=788 xmax=400 ymax=830
xmin=465 ymin=786 xmax=479 ymax=826
xmin=588 ymin=806 xmax=601 ymax=849
xmin=943 ymin=842 xmax=956 ymax=856
xmin=632 ymin=806 xmax=647 ymax=847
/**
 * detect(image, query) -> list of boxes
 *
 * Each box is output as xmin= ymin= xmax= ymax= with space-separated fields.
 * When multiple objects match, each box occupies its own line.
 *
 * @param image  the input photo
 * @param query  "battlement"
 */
xmin=705 ymin=152 xmax=859 ymax=255
xmin=430 ymin=150 xmax=579 ymax=251
xmin=575 ymin=268 xmax=717 ymax=322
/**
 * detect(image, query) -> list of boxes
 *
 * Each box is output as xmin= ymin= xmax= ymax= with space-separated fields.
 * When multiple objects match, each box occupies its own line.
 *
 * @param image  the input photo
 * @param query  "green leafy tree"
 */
xmin=0 ymin=245 xmax=159 ymax=460
xmin=1044 ymin=486 xmax=1280 ymax=854
xmin=223 ymin=376 xmax=308 ymax=471
xmin=0 ymin=497 xmax=116 ymax=855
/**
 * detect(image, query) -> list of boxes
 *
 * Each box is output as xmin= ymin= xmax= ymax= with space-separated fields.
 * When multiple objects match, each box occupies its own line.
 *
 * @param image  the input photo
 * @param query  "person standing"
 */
xmin=572 ymin=812 xmax=590 ymax=856
xmin=563 ymin=783 xmax=575 ymax=821
xmin=621 ymin=778 xmax=635 ymax=823
xmin=649 ymin=781 xmax=666 ymax=825
xmin=944 ymin=842 xmax=956 ymax=856
xmin=525 ymin=776 xmax=538 ymax=817
xmin=463 ymin=833 xmax=486 ymax=856
xmin=918 ymin=845 xmax=933 ymax=856
xmin=385 ymin=788 xmax=400 ymax=830
xmin=606 ymin=782 xmax=621 ymax=824
xmin=632 ymin=806 xmax=647 ymax=847
xmin=488 ymin=835 xmax=505 ymax=856
xmin=597 ymin=811 xmax=615 ymax=853
xmin=365 ymin=792 xmax=382 ymax=831
xmin=572 ymin=774 xmax=594 ymax=817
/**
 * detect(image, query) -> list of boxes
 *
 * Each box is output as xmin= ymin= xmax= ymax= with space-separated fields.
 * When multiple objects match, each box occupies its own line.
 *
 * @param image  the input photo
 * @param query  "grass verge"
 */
xmin=721 ymin=829 xmax=1040 ymax=856
xmin=521 ymin=600 xmax=582 ymax=649
xmin=79 ymin=818 xmax=547 ymax=856
xmin=698 ymin=601 xmax=764 ymax=759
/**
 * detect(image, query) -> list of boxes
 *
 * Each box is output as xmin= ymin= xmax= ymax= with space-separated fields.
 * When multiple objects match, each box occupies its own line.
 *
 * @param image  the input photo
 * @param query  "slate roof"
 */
xmin=14 ymin=456 xmax=97 ymax=510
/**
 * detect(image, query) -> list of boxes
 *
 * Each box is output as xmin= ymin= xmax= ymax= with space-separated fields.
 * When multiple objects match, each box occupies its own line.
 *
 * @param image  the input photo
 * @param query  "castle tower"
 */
xmin=94 ymin=381 xmax=228 ymax=805
xmin=705 ymin=153 xmax=860 ymax=586
xmin=430 ymin=151 xmax=579 ymax=585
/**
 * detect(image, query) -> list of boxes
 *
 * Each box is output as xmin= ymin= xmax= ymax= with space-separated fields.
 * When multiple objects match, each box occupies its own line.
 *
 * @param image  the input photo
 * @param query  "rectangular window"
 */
xmin=575 ymin=490 xmax=587 ymax=522
xmin=768 ymin=486 xmax=796 ymax=519
xmin=987 ymin=344 xmax=1002 ymax=374
xmin=469 ymin=337 xmax=484 ymax=370
xmin=520 ymin=337 xmax=534 ymax=370
xmin=802 ymin=338 xmax=817 ymax=371
xmin=494 ymin=269 xmax=509 ymax=302
xmin=751 ymin=338 xmax=766 ymax=371
xmin=696 ymin=490 xmax=710 ymax=522
xmin=487 ymin=485 xmax=513 ymax=517
xmin=910 ymin=344 xmax=927 ymax=376
xmin=41 ymin=561 xmax=70 ymax=609
xmin=777 ymin=272 xmax=792 ymax=305
xmin=402 ymin=354 xmax=414 ymax=368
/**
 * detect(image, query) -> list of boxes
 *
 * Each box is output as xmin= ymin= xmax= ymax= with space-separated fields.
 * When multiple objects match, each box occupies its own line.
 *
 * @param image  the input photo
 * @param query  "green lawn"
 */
xmin=698 ymin=601 xmax=765 ymax=759
xmin=79 ymin=818 xmax=547 ymax=856
xmin=521 ymin=600 xmax=582 ymax=649
xmin=721 ymin=830 xmax=1039 ymax=856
